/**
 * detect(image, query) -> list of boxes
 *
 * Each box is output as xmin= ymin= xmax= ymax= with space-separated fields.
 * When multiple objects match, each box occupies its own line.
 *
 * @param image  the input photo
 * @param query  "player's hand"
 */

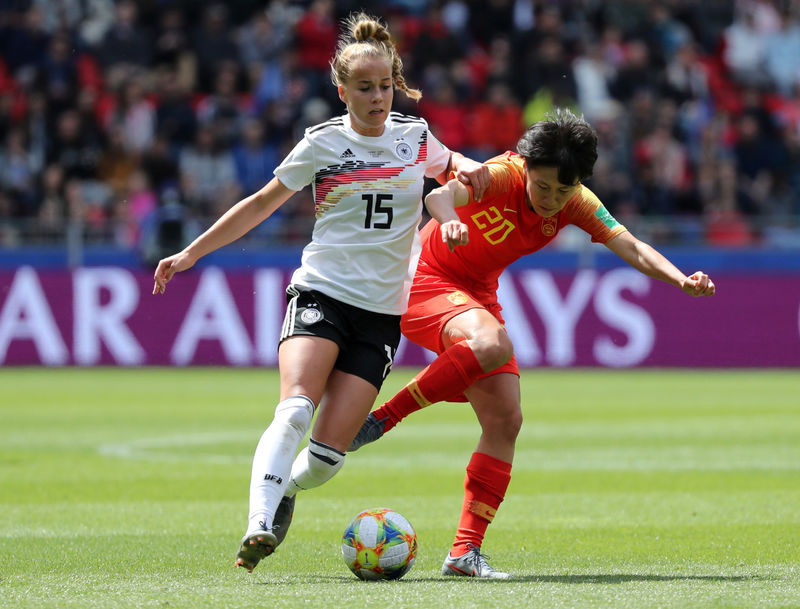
xmin=681 ymin=271 xmax=715 ymax=297
xmin=454 ymin=160 xmax=490 ymax=201
xmin=440 ymin=220 xmax=469 ymax=252
xmin=152 ymin=251 xmax=196 ymax=295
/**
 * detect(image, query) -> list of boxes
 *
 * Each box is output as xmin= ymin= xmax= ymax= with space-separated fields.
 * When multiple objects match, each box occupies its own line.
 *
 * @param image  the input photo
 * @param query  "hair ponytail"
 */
xmin=330 ymin=12 xmax=421 ymax=101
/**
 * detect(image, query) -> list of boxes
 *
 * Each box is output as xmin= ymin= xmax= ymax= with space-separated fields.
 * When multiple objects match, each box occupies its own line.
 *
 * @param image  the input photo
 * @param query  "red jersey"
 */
xmin=418 ymin=151 xmax=627 ymax=300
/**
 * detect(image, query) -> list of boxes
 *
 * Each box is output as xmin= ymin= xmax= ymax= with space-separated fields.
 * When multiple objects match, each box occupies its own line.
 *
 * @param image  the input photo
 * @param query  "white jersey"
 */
xmin=274 ymin=112 xmax=451 ymax=315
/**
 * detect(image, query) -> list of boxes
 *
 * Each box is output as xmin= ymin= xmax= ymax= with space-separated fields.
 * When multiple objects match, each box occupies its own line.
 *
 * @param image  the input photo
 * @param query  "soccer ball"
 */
xmin=341 ymin=507 xmax=417 ymax=580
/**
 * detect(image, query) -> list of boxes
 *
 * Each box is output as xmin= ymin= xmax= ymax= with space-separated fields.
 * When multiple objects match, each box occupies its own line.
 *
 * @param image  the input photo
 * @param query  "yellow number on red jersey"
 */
xmin=470 ymin=206 xmax=516 ymax=245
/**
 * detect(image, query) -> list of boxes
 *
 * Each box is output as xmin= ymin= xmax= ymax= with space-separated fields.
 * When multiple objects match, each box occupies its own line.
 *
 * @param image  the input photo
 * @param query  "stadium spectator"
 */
xmin=0 ymin=126 xmax=39 ymax=216
xmin=46 ymin=108 xmax=103 ymax=181
xmin=412 ymin=5 xmax=465 ymax=72
xmin=152 ymin=7 xmax=194 ymax=74
xmin=112 ymin=168 xmax=157 ymax=247
xmin=232 ymin=117 xmax=280 ymax=195
xmin=293 ymin=0 xmax=338 ymax=96
xmin=139 ymin=132 xmax=180 ymax=195
xmin=467 ymin=82 xmax=523 ymax=158
xmin=196 ymin=64 xmax=248 ymax=147
xmin=36 ymin=163 xmax=67 ymax=239
xmin=609 ymin=38 xmax=662 ymax=104
xmin=237 ymin=8 xmax=292 ymax=72
xmin=36 ymin=30 xmax=80 ymax=119
xmin=96 ymin=124 xmax=138 ymax=197
xmin=33 ymin=0 xmax=115 ymax=46
xmin=572 ymin=40 xmax=617 ymax=123
xmin=764 ymin=8 xmax=800 ymax=97
xmin=519 ymin=34 xmax=577 ymax=108
xmin=96 ymin=0 xmax=151 ymax=70
xmin=704 ymin=158 xmax=757 ymax=246
xmin=3 ymin=5 xmax=50 ymax=77
xmin=722 ymin=6 xmax=769 ymax=88
xmin=192 ymin=4 xmax=240 ymax=92
xmin=419 ymin=80 xmax=469 ymax=151
xmin=663 ymin=41 xmax=710 ymax=105
xmin=178 ymin=123 xmax=240 ymax=217
xmin=634 ymin=121 xmax=694 ymax=216
xmin=733 ymin=110 xmax=780 ymax=215
xmin=154 ymin=72 xmax=197 ymax=147
xmin=107 ymin=74 xmax=156 ymax=155
xmin=647 ymin=3 xmax=693 ymax=63
xmin=469 ymin=0 xmax=517 ymax=46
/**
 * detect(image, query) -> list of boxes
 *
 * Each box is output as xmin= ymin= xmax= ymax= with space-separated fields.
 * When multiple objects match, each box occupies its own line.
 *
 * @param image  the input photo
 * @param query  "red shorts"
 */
xmin=400 ymin=270 xmax=519 ymax=378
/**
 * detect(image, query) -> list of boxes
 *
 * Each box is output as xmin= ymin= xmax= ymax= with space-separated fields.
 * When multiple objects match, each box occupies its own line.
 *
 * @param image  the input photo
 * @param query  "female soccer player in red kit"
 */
xmin=349 ymin=108 xmax=716 ymax=578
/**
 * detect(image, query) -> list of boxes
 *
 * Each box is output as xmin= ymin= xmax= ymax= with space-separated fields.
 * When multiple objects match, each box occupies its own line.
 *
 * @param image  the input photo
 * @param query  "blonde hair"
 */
xmin=330 ymin=12 xmax=421 ymax=101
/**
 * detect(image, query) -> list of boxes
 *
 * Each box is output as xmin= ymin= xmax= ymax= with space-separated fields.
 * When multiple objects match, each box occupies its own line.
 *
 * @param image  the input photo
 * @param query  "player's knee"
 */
xmin=482 ymin=403 xmax=522 ymax=444
xmin=274 ymin=395 xmax=315 ymax=435
xmin=504 ymin=407 xmax=523 ymax=441
xmin=470 ymin=328 xmax=514 ymax=371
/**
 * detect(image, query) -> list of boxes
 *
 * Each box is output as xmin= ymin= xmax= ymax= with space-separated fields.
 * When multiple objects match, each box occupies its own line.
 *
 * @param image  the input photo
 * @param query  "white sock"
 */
xmin=285 ymin=438 xmax=346 ymax=497
xmin=247 ymin=395 xmax=315 ymax=535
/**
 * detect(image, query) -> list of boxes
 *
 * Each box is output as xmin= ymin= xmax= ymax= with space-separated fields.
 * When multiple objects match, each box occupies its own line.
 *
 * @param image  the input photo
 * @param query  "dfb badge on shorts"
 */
xmin=301 ymin=307 xmax=323 ymax=324
xmin=395 ymin=140 xmax=413 ymax=161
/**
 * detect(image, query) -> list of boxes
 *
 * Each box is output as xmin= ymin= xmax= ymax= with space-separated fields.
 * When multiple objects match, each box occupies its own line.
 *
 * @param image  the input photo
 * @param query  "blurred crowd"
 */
xmin=2 ymin=0 xmax=800 ymax=261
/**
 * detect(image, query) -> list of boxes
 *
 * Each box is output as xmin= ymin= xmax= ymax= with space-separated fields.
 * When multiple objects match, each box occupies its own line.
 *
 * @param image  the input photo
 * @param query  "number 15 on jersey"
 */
xmin=363 ymin=194 xmax=394 ymax=229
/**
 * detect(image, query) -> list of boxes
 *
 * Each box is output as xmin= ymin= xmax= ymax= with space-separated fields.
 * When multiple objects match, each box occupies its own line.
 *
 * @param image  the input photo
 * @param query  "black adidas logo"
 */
xmin=339 ymin=148 xmax=356 ymax=159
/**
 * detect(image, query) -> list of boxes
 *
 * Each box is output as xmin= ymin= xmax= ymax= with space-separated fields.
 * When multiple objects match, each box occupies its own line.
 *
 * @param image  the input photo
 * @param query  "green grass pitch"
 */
xmin=1 ymin=367 xmax=799 ymax=609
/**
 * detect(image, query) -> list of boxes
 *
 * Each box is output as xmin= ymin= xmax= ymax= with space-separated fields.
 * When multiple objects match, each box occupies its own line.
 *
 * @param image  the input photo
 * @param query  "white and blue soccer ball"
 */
xmin=341 ymin=507 xmax=417 ymax=580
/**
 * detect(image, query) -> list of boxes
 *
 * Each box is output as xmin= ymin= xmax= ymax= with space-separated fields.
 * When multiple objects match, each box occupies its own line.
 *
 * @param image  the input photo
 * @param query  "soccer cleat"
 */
xmin=272 ymin=494 xmax=295 ymax=547
xmin=234 ymin=525 xmax=277 ymax=573
xmin=348 ymin=412 xmax=387 ymax=452
xmin=441 ymin=544 xmax=511 ymax=579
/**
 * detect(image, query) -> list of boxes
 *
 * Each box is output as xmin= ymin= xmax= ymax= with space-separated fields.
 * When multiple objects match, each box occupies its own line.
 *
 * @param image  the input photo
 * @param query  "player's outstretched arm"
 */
xmin=605 ymin=231 xmax=716 ymax=297
xmin=153 ymin=178 xmax=295 ymax=295
xmin=424 ymin=179 xmax=471 ymax=251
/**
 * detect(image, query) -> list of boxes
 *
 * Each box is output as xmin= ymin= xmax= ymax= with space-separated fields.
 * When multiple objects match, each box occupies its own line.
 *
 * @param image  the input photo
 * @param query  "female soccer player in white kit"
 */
xmin=152 ymin=12 xmax=489 ymax=573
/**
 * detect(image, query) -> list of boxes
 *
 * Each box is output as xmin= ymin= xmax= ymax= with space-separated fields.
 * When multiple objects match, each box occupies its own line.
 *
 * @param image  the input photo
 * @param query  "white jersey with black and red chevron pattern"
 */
xmin=274 ymin=112 xmax=451 ymax=315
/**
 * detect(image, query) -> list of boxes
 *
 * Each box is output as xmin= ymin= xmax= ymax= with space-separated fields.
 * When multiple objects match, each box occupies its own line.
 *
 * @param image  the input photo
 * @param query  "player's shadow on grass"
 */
xmin=256 ymin=574 xmax=762 ymax=585
xmin=407 ymin=574 xmax=764 ymax=584
xmin=521 ymin=574 xmax=761 ymax=584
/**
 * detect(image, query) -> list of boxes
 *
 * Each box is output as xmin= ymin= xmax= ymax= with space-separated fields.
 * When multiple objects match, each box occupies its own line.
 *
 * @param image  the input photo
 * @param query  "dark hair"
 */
xmin=516 ymin=108 xmax=598 ymax=185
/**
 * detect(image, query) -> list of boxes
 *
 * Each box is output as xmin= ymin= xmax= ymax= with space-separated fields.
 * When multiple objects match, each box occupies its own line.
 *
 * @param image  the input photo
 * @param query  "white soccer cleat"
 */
xmin=441 ymin=544 xmax=511 ymax=579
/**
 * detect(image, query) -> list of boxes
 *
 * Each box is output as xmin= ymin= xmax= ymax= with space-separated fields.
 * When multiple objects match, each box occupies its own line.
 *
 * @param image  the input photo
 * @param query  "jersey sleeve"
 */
xmin=423 ymin=129 xmax=452 ymax=179
xmin=567 ymin=185 xmax=627 ymax=243
xmin=449 ymin=155 xmax=520 ymax=205
xmin=273 ymin=135 xmax=314 ymax=191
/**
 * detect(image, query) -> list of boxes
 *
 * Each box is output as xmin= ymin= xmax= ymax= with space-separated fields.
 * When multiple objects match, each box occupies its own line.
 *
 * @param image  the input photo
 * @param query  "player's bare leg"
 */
xmin=312 ymin=370 xmax=380 ymax=453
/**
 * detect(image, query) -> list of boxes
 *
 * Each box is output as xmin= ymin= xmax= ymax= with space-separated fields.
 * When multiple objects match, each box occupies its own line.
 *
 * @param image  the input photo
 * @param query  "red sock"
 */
xmin=373 ymin=341 xmax=483 ymax=431
xmin=451 ymin=452 xmax=512 ymax=557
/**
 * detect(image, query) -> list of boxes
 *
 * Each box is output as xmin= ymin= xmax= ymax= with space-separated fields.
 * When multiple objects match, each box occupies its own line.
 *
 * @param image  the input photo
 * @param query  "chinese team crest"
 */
xmin=446 ymin=291 xmax=469 ymax=305
xmin=541 ymin=217 xmax=557 ymax=236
